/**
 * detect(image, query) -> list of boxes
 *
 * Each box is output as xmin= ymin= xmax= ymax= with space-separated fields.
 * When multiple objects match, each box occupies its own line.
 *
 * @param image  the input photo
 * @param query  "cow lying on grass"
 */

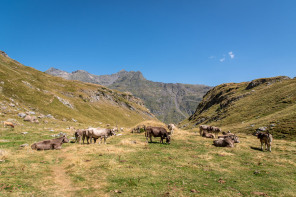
xmin=3 ymin=121 xmax=14 ymax=128
xmin=199 ymin=125 xmax=221 ymax=138
xmin=145 ymin=126 xmax=171 ymax=144
xmin=202 ymin=131 xmax=214 ymax=139
xmin=253 ymin=131 xmax=273 ymax=152
xmin=31 ymin=136 xmax=69 ymax=150
xmin=214 ymin=134 xmax=240 ymax=148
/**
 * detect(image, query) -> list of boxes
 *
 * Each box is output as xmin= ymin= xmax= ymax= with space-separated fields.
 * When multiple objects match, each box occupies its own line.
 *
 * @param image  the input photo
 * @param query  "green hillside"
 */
xmin=180 ymin=76 xmax=296 ymax=140
xmin=0 ymin=52 xmax=155 ymax=128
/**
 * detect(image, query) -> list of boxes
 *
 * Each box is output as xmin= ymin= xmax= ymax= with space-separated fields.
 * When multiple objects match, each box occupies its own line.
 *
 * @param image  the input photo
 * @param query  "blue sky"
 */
xmin=1 ymin=0 xmax=296 ymax=86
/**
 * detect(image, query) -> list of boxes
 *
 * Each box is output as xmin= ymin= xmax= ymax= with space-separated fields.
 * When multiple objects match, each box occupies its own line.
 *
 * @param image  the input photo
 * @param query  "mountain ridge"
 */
xmin=45 ymin=68 xmax=212 ymax=123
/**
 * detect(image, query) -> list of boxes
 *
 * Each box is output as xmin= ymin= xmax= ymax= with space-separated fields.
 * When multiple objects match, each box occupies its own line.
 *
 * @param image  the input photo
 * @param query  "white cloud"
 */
xmin=228 ymin=51 xmax=235 ymax=59
xmin=219 ymin=57 xmax=225 ymax=62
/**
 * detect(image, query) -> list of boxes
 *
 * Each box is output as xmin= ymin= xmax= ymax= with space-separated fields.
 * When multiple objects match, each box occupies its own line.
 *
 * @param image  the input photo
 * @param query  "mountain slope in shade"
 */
xmin=179 ymin=76 xmax=296 ymax=139
xmin=45 ymin=68 xmax=211 ymax=123
xmin=0 ymin=52 xmax=155 ymax=128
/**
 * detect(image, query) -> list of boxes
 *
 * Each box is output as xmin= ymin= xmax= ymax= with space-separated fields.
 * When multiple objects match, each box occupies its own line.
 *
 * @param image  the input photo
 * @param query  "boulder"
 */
xmin=18 ymin=113 xmax=26 ymax=118
xmin=257 ymin=127 xmax=267 ymax=131
xmin=23 ymin=115 xmax=32 ymax=122
xmin=27 ymin=111 xmax=36 ymax=115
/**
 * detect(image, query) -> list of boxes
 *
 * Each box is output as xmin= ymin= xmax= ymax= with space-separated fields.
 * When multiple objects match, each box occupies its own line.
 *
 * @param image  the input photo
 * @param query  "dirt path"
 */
xmin=52 ymin=166 xmax=74 ymax=197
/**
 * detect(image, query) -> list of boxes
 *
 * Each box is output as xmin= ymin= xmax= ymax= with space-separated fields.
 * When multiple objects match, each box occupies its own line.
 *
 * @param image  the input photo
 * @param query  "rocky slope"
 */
xmin=179 ymin=76 xmax=296 ymax=139
xmin=46 ymin=68 xmax=211 ymax=123
xmin=0 ymin=51 xmax=155 ymax=128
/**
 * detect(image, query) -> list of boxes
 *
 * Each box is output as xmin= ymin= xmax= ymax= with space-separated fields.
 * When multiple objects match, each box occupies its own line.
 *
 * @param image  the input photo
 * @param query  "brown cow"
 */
xmin=218 ymin=134 xmax=240 ymax=143
xmin=74 ymin=129 xmax=87 ymax=144
xmin=253 ymin=131 xmax=272 ymax=152
xmin=145 ymin=126 xmax=171 ymax=144
xmin=31 ymin=136 xmax=69 ymax=150
xmin=3 ymin=121 xmax=14 ymax=128
xmin=213 ymin=137 xmax=235 ymax=147
xmin=199 ymin=125 xmax=221 ymax=138
xmin=211 ymin=126 xmax=221 ymax=138
xmin=202 ymin=131 xmax=214 ymax=139
xmin=199 ymin=125 xmax=212 ymax=136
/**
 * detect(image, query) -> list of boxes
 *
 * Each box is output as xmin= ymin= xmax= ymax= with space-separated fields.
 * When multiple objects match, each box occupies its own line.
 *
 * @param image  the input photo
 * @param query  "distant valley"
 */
xmin=46 ymin=68 xmax=212 ymax=123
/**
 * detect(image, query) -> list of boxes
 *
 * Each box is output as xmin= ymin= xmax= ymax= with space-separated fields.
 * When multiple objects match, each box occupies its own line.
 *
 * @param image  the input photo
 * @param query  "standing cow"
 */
xmin=145 ymin=126 xmax=171 ymax=144
xmin=31 ymin=136 xmax=69 ymax=150
xmin=167 ymin=124 xmax=176 ymax=135
xmin=86 ymin=128 xmax=115 ymax=144
xmin=74 ymin=129 xmax=87 ymax=144
xmin=211 ymin=126 xmax=221 ymax=138
xmin=199 ymin=125 xmax=221 ymax=138
xmin=253 ymin=131 xmax=273 ymax=152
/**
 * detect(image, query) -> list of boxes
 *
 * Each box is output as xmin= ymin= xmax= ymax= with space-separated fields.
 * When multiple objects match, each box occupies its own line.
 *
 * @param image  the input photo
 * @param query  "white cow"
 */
xmin=86 ymin=128 xmax=116 ymax=144
xmin=167 ymin=124 xmax=176 ymax=134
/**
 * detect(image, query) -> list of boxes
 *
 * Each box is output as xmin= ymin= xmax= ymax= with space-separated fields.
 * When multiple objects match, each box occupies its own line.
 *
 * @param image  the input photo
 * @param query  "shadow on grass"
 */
xmin=250 ymin=146 xmax=262 ymax=151
xmin=148 ymin=141 xmax=170 ymax=145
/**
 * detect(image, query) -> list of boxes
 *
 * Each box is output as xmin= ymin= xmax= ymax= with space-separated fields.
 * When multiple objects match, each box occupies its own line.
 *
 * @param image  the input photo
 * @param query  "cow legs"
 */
xmin=150 ymin=135 xmax=153 ymax=143
xmin=82 ymin=135 xmax=86 ymax=144
xmin=199 ymin=128 xmax=203 ymax=136
xmin=261 ymin=142 xmax=263 ymax=151
xmin=53 ymin=144 xmax=61 ymax=150
xmin=268 ymin=144 xmax=271 ymax=152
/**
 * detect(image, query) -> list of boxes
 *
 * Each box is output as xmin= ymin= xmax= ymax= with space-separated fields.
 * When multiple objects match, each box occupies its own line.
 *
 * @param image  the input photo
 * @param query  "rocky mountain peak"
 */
xmin=45 ymin=68 xmax=71 ymax=79
xmin=45 ymin=67 xmax=211 ymax=123
xmin=0 ymin=51 xmax=9 ymax=58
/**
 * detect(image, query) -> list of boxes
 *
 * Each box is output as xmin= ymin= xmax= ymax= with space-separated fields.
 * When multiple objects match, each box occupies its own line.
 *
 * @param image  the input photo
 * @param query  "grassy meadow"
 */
xmin=180 ymin=77 xmax=296 ymax=140
xmin=1 ymin=122 xmax=296 ymax=197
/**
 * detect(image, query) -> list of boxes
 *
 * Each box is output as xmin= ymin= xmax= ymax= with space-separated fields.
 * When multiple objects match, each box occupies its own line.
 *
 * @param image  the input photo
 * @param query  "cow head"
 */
xmin=233 ymin=135 xmax=240 ymax=143
xmin=166 ymin=136 xmax=171 ymax=144
xmin=63 ymin=136 xmax=70 ymax=143
xmin=109 ymin=129 xmax=116 ymax=136
xmin=252 ymin=130 xmax=260 ymax=137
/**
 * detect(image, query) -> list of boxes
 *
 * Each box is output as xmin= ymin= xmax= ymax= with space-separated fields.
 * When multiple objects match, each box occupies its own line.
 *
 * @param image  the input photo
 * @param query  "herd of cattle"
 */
xmin=2 ymin=120 xmax=272 ymax=151
xmin=28 ymin=122 xmax=272 ymax=152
